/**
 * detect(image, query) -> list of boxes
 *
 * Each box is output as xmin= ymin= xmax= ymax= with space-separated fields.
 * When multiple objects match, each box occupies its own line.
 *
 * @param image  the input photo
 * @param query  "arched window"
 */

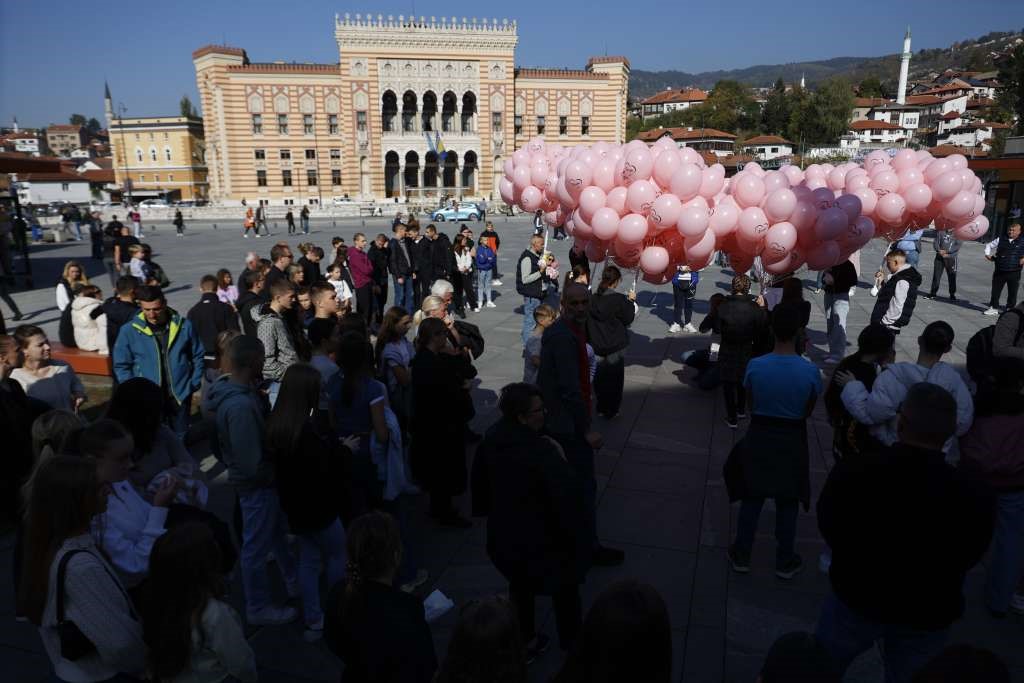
xmin=164 ymin=147 xmax=172 ymax=161
xmin=442 ymin=91 xmax=458 ymax=133
xmin=150 ymin=147 xmax=157 ymax=162
xmin=422 ymin=91 xmax=438 ymax=132
xmin=274 ymin=94 xmax=289 ymax=113
xmin=401 ymin=91 xmax=418 ymax=133
xmin=381 ymin=91 xmax=397 ymax=132
xmin=299 ymin=94 xmax=315 ymax=114
xmin=461 ymin=92 xmax=477 ymax=133
xmin=135 ymin=147 xmax=143 ymax=163
xmin=247 ymin=93 xmax=264 ymax=113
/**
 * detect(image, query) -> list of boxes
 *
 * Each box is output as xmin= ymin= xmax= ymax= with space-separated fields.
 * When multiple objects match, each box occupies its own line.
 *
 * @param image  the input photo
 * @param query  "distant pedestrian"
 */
xmin=716 ymin=274 xmax=767 ymax=428
xmin=925 ymin=230 xmax=961 ymax=301
xmin=130 ymin=207 xmax=142 ymax=238
xmin=243 ymin=206 xmax=256 ymax=238
xmin=480 ymin=222 xmax=502 ymax=283
xmin=533 ymin=210 xmax=545 ymax=237
xmin=475 ymin=236 xmax=497 ymax=309
xmin=668 ymin=264 xmax=698 ymax=334
xmin=173 ymin=209 xmax=185 ymax=237
xmin=894 ymin=227 xmax=924 ymax=268
xmin=516 ymin=235 xmax=546 ymax=345
xmin=255 ymin=204 xmax=268 ymax=236
xmin=822 ymin=259 xmax=859 ymax=364
xmin=286 ymin=209 xmax=296 ymax=235
xmin=984 ymin=222 xmax=1024 ymax=315
xmin=300 ymin=205 xmax=310 ymax=234
xmin=586 ymin=265 xmax=637 ymax=420
xmin=87 ymin=211 xmax=104 ymax=260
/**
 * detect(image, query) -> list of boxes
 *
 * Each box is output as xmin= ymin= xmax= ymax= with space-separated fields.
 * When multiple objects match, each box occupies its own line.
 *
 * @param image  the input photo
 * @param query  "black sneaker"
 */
xmin=728 ymin=545 xmax=750 ymax=573
xmin=592 ymin=545 xmax=625 ymax=567
xmin=776 ymin=554 xmax=804 ymax=580
xmin=525 ymin=634 xmax=551 ymax=664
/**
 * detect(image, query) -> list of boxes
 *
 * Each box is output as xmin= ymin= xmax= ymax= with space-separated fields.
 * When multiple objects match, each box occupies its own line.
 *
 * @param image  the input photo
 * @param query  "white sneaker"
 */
xmin=668 ymin=323 xmax=682 ymax=334
xmin=477 ymin=302 xmax=484 ymax=310
xmin=486 ymin=301 xmax=496 ymax=308
xmin=303 ymin=617 xmax=324 ymax=642
xmin=983 ymin=307 xmax=999 ymax=316
xmin=683 ymin=323 xmax=698 ymax=334
xmin=491 ymin=279 xmax=503 ymax=286
xmin=246 ymin=605 xmax=298 ymax=626
xmin=244 ymin=233 xmax=250 ymax=238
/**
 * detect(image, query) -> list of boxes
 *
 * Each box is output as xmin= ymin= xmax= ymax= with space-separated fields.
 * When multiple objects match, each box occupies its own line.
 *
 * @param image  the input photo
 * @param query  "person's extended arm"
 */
xmin=840 ymin=371 xmax=900 ymax=426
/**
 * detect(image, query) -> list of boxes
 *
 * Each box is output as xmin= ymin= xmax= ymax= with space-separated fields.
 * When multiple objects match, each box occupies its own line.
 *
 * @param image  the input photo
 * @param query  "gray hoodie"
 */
xmin=206 ymin=377 xmax=273 ymax=490
xmin=933 ymin=231 xmax=962 ymax=257
xmin=255 ymin=306 xmax=298 ymax=382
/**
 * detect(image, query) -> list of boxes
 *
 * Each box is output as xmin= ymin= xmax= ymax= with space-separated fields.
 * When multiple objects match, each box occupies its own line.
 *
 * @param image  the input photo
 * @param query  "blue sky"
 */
xmin=2 ymin=0 xmax=1021 ymax=128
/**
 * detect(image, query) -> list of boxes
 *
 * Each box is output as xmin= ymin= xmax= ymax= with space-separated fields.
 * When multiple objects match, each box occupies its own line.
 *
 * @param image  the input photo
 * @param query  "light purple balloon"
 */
xmin=834 ymin=193 xmax=863 ymax=222
xmin=814 ymin=207 xmax=848 ymax=241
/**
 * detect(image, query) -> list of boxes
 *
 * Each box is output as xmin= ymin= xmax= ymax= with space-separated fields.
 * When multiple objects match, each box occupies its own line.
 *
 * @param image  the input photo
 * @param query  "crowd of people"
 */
xmin=1 ymin=210 xmax=1023 ymax=683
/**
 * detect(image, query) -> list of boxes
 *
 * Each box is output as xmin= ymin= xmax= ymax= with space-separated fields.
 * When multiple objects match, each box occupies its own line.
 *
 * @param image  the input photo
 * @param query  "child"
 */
xmin=475 ymin=237 xmax=497 ymax=308
xmin=143 ymin=523 xmax=257 ymax=683
xmin=670 ymin=265 xmax=699 ymax=334
xmin=142 ymin=244 xmax=170 ymax=287
xmin=127 ymin=244 xmax=151 ymax=283
xmin=480 ymin=222 xmax=502 ymax=284
xmin=216 ymin=269 xmax=239 ymax=307
xmin=326 ymin=263 xmax=354 ymax=311
xmin=523 ymin=304 xmax=556 ymax=384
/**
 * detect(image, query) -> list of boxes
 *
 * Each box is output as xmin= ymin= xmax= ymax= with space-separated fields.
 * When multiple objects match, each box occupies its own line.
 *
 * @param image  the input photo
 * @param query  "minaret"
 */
xmin=104 ymin=81 xmax=113 ymax=127
xmin=897 ymin=27 xmax=911 ymax=105
xmin=12 ymin=116 xmax=18 ymax=133
xmin=800 ymin=73 xmax=805 ymax=89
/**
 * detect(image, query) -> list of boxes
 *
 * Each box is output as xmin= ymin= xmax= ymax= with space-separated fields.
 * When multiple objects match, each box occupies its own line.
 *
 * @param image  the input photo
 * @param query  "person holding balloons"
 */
xmin=870 ymin=250 xmax=922 ymax=335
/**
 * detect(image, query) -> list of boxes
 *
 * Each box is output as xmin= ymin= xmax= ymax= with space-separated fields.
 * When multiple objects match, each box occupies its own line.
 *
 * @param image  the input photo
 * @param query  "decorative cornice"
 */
xmin=192 ymin=45 xmax=247 ymax=61
xmin=335 ymin=13 xmax=517 ymax=53
xmin=587 ymin=56 xmax=630 ymax=69
xmin=515 ymin=68 xmax=608 ymax=81
xmin=228 ymin=63 xmax=339 ymax=74
xmin=336 ymin=13 xmax=516 ymax=33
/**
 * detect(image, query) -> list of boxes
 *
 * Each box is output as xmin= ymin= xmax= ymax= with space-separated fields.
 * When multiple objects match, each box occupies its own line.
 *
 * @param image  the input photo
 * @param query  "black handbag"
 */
xmin=55 ymin=548 xmax=136 ymax=661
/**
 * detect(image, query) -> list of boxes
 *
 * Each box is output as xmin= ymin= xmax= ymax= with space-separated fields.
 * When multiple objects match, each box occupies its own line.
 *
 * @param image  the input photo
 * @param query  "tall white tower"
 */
xmin=897 ymin=27 xmax=911 ymax=104
xmin=800 ymin=73 xmax=805 ymax=89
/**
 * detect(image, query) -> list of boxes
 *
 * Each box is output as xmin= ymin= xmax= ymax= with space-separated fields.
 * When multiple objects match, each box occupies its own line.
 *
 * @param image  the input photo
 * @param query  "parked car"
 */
xmin=431 ymin=203 xmax=480 ymax=222
xmin=331 ymin=196 xmax=353 ymax=205
xmin=139 ymin=198 xmax=168 ymax=207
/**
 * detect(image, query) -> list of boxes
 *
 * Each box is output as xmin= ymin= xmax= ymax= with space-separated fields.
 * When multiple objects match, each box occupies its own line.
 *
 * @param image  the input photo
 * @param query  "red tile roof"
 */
xmin=967 ymin=97 xmax=995 ymax=109
xmin=641 ymin=88 xmax=708 ymax=106
xmin=47 ymin=125 xmax=83 ymax=133
xmin=636 ymin=126 xmax=736 ymax=142
xmin=853 ymin=97 xmax=887 ymax=108
xmin=743 ymin=135 xmax=793 ymax=146
xmin=18 ymin=172 xmax=88 ymax=182
xmin=924 ymin=79 xmax=973 ymax=94
xmin=192 ymin=45 xmax=247 ymax=60
xmin=929 ymin=144 xmax=988 ymax=158
xmin=941 ymin=110 xmax=961 ymax=120
xmin=82 ymin=169 xmax=116 ymax=183
xmin=849 ymin=119 xmax=904 ymax=131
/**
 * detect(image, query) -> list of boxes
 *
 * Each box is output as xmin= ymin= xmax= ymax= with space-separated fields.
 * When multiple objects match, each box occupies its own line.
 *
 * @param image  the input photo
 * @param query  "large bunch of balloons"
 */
xmin=498 ymin=137 xmax=987 ymax=283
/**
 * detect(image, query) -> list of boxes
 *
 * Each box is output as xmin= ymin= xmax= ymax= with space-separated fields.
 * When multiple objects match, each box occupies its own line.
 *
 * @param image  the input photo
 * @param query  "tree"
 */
xmin=989 ymin=129 xmax=1008 ymax=158
xmin=69 ymin=113 xmax=87 ymax=127
xmin=180 ymin=95 xmax=197 ymax=118
xmin=807 ymin=78 xmax=855 ymax=144
xmin=685 ymin=80 xmax=760 ymax=134
xmin=996 ymin=43 xmax=1024 ymax=135
xmin=785 ymin=85 xmax=813 ymax=147
xmin=857 ymin=76 xmax=885 ymax=98
xmin=762 ymin=78 xmax=790 ymax=135
xmin=86 ymin=118 xmax=102 ymax=134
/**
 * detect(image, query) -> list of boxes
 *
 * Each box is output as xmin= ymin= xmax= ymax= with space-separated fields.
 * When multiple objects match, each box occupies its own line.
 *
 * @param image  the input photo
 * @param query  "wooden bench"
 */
xmin=50 ymin=342 xmax=113 ymax=377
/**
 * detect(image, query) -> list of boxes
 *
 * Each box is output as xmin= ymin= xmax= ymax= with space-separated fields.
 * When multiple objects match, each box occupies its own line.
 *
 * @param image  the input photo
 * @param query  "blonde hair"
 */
xmin=128 ymin=244 xmax=144 ymax=257
xmin=61 ymin=261 xmax=89 ymax=285
xmin=412 ymin=295 xmax=445 ymax=327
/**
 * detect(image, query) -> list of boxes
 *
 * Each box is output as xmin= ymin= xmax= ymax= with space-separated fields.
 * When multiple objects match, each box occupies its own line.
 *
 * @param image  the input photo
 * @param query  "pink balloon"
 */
xmin=930 ymin=171 xmax=964 ymax=202
xmin=512 ymin=165 xmax=532 ymax=192
xmin=621 ymin=146 xmax=654 ymax=185
xmin=814 ymin=207 xmax=848 ymax=241
xmin=649 ymin=193 xmax=683 ymax=232
xmin=709 ymin=202 xmax=740 ymax=237
xmin=669 ymin=163 xmax=702 ymax=202
xmin=605 ymin=186 xmax=628 ymax=216
xmin=924 ymin=159 xmax=953 ymax=183
xmin=639 ymin=246 xmax=670 ymax=275
xmin=626 ymin=179 xmax=657 ymax=215
xmin=763 ymin=170 xmax=790 ymax=194
xmin=763 ymin=222 xmax=797 ymax=264
xmin=953 ymin=215 xmax=989 ymax=241
xmin=571 ymin=209 xmax=593 ymax=238
xmin=806 ymin=241 xmax=841 ymax=270
xmin=699 ymin=166 xmax=725 ymax=198
xmin=846 ymin=174 xmax=870 ymax=192
xmin=512 ymin=149 xmax=530 ymax=167
xmin=851 ymin=187 xmax=878 ymax=215
xmin=590 ymin=207 xmax=621 ymax=241
xmin=869 ymin=170 xmax=900 ymax=196
xmin=557 ymin=177 xmax=578 ymax=210
xmin=684 ymin=228 xmax=716 ymax=264
xmin=733 ymin=173 xmax=766 ymax=209
xmin=563 ymin=161 xmax=592 ymax=196
xmin=617 ymin=213 xmax=649 ymax=244
xmin=827 ymin=168 xmax=847 ymax=191
xmin=764 ymin=253 xmax=795 ymax=275
xmin=834 ymin=193 xmax=863 ymax=222
xmin=942 ymin=190 xmax=977 ymax=221
xmin=498 ymin=178 xmax=515 ymax=205
xmin=591 ymin=159 xmax=616 ymax=193
xmin=764 ymin=188 xmax=797 ymax=223
xmin=892 ymin=148 xmax=917 ymax=171
xmin=578 ymin=186 xmax=607 ymax=223
xmin=530 ymin=161 xmax=550 ymax=188
xmin=503 ymin=159 xmax=515 ymax=178
xmin=947 ymin=153 xmax=968 ymax=170
xmin=652 ymin=150 xmax=681 ymax=189
xmin=737 ymin=206 xmax=770 ymax=242
xmin=789 ymin=200 xmax=819 ymax=232
xmin=520 ymin=185 xmax=543 ymax=212
xmin=896 ymin=168 xmax=924 ymax=191
xmin=875 ymin=193 xmax=907 ymax=225
xmin=902 ymin=184 xmax=933 ymax=212
xmin=676 ymin=204 xmax=709 ymax=238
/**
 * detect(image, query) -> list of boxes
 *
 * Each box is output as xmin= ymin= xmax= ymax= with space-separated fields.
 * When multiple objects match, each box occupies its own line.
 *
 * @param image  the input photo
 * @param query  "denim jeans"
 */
xmin=266 ymin=381 xmax=281 ymax=409
xmin=732 ymin=497 xmax=798 ymax=567
xmin=672 ymin=286 xmax=694 ymax=325
xmin=297 ymin=518 xmax=346 ymax=625
xmin=237 ymin=487 xmax=297 ymax=614
xmin=165 ymin=395 xmax=192 ymax=440
xmin=521 ymin=294 xmax=540 ymax=346
xmin=816 ymin=592 xmax=947 ymax=683
xmin=477 ymin=269 xmax=493 ymax=306
xmin=987 ymin=490 xmax=1024 ymax=613
xmin=824 ymin=293 xmax=850 ymax=359
xmin=393 ymin=276 xmax=414 ymax=313
xmin=301 ymin=217 xmax=309 ymax=234
xmin=73 ymin=221 xmax=83 ymax=240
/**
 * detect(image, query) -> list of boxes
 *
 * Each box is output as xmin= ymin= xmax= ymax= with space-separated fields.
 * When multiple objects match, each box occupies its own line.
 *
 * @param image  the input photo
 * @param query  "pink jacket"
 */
xmin=348 ymin=248 xmax=373 ymax=289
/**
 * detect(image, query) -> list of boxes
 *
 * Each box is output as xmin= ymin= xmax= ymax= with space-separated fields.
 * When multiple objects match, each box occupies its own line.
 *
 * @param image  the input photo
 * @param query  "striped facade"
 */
xmin=192 ymin=14 xmax=628 ymax=206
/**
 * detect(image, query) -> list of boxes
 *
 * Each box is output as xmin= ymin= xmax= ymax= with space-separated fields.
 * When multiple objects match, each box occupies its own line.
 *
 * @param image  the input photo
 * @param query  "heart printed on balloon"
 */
xmin=621 ymin=161 xmax=637 ymax=182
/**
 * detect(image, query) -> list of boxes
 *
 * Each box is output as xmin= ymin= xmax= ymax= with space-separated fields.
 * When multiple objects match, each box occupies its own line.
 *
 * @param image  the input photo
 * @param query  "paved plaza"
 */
xmin=1 ymin=214 xmax=1022 ymax=682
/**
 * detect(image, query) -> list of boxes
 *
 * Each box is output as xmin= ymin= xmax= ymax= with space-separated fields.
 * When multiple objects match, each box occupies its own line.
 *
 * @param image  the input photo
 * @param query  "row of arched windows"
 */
xmin=381 ymin=90 xmax=477 ymax=134
xmin=134 ymin=146 xmax=173 ymax=163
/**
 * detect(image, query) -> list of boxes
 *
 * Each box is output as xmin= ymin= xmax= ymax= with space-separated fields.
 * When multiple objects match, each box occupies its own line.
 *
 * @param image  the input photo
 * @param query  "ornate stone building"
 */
xmin=192 ymin=14 xmax=628 ymax=205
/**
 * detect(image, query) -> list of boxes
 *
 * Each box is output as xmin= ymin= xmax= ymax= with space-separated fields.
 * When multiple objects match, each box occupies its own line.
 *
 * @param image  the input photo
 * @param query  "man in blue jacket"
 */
xmin=113 ymin=285 xmax=204 ymax=437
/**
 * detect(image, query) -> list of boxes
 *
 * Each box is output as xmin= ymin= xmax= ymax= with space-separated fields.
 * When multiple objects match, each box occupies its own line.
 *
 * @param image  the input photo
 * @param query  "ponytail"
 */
xmin=598 ymin=265 xmax=622 ymax=293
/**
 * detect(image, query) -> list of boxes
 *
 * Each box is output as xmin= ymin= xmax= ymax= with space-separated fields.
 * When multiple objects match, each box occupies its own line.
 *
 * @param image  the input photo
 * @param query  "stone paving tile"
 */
xmin=681 ymin=625 xmax=725 ymax=683
xmin=596 ymin=487 xmax=703 ymax=553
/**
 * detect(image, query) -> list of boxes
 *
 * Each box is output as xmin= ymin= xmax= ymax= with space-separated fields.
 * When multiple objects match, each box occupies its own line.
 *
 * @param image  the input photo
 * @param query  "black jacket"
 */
xmin=993 ymin=234 xmax=1024 ymax=273
xmin=539 ymin=319 xmax=590 ymax=438
xmin=324 ymin=579 xmax=437 ymax=683
xmin=368 ymin=242 xmax=390 ymax=282
xmin=717 ymin=294 xmax=765 ymax=347
xmin=516 ymin=249 xmax=543 ymax=299
xmin=262 ymin=265 xmax=287 ymax=296
xmin=471 ymin=419 xmax=589 ymax=590
xmin=409 ymin=237 xmax=432 ymax=277
xmin=274 ymin=419 xmax=348 ymax=534
xmin=824 ymin=260 xmax=858 ymax=295
xmin=818 ymin=443 xmax=993 ymax=630
xmin=871 ymin=267 xmax=922 ymax=328
xmin=96 ymin=297 xmax=139 ymax=353
xmin=586 ymin=289 xmax=635 ymax=356
xmin=387 ymin=237 xmax=412 ymax=278
xmin=187 ymin=292 xmax=240 ymax=357
xmin=236 ymin=290 xmax=265 ymax=338
xmin=431 ymin=234 xmax=452 ymax=281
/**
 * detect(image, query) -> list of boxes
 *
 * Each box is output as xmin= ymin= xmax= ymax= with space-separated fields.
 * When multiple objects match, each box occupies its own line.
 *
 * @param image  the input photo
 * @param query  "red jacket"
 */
xmin=348 ymin=248 xmax=373 ymax=289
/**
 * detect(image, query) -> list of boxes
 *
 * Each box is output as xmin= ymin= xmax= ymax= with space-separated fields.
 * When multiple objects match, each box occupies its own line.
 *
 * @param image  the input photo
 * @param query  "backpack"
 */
xmin=966 ymin=308 xmax=1024 ymax=386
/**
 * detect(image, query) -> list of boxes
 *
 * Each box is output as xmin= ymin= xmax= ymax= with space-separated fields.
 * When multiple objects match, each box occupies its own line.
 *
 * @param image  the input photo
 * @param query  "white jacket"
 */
xmin=71 ymin=296 xmax=109 ymax=354
xmin=840 ymin=360 xmax=974 ymax=452
xmin=92 ymin=480 xmax=168 ymax=587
